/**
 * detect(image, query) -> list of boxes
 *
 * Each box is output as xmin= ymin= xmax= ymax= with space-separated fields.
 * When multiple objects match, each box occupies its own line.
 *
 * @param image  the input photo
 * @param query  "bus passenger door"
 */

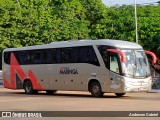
xmin=109 ymin=53 xmax=122 ymax=93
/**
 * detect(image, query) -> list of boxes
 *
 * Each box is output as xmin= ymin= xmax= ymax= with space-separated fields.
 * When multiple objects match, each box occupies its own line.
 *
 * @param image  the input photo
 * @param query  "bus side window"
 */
xmin=45 ymin=50 xmax=50 ymax=64
xmin=87 ymin=47 xmax=99 ymax=66
xmin=48 ymin=49 xmax=56 ymax=64
xmin=4 ymin=52 xmax=11 ymax=64
xmin=70 ymin=47 xmax=78 ymax=63
xmin=63 ymin=48 xmax=72 ymax=63
xmin=98 ymin=46 xmax=108 ymax=67
xmin=79 ymin=47 xmax=88 ymax=63
xmin=18 ymin=51 xmax=30 ymax=65
xmin=32 ymin=50 xmax=45 ymax=64
xmin=56 ymin=49 xmax=61 ymax=63
xmin=78 ymin=46 xmax=99 ymax=66
xmin=110 ymin=55 xmax=119 ymax=74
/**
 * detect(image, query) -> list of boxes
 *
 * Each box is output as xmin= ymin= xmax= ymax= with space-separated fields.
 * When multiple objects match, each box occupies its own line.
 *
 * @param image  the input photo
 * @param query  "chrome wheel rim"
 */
xmin=26 ymin=84 xmax=31 ymax=92
xmin=93 ymin=86 xmax=99 ymax=93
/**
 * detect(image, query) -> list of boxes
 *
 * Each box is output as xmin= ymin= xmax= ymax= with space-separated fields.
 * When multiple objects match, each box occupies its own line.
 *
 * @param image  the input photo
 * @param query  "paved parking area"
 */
xmin=0 ymin=88 xmax=160 ymax=119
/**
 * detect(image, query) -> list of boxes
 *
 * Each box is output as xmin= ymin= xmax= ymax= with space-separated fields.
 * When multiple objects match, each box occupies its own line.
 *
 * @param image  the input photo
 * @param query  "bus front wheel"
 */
xmin=24 ymin=80 xmax=34 ymax=94
xmin=90 ymin=82 xmax=104 ymax=97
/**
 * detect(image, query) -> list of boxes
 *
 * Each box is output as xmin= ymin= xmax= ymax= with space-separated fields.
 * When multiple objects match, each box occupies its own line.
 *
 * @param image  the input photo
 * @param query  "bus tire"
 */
xmin=90 ymin=81 xmax=104 ymax=97
xmin=46 ymin=90 xmax=57 ymax=95
xmin=24 ymin=80 xmax=34 ymax=94
xmin=115 ymin=93 xmax=126 ymax=97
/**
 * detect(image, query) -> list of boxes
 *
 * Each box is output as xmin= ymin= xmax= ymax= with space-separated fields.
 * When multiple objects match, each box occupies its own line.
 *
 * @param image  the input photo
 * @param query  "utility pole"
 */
xmin=134 ymin=0 xmax=138 ymax=44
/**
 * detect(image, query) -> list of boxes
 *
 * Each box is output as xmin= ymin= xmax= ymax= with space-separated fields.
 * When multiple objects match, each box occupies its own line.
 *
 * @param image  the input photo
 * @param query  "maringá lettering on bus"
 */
xmin=59 ymin=67 xmax=78 ymax=74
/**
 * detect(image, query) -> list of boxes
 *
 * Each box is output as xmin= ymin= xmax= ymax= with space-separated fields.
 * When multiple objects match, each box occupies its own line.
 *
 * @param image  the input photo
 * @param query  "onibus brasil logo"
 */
xmin=59 ymin=67 xmax=78 ymax=74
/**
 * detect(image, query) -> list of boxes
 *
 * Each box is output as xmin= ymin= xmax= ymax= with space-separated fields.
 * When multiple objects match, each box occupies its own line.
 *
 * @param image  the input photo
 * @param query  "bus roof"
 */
xmin=3 ymin=39 xmax=142 ymax=52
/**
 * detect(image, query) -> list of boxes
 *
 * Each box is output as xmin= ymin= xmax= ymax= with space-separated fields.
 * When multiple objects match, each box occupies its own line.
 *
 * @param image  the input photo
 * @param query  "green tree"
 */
xmin=0 ymin=0 xmax=160 ymax=69
xmin=137 ymin=5 xmax=160 ymax=53
xmin=80 ymin=0 xmax=110 ymax=39
xmin=43 ymin=0 xmax=90 ymax=42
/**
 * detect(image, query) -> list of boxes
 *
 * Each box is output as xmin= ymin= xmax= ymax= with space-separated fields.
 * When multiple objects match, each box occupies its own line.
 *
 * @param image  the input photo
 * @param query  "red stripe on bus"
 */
xmin=28 ymin=70 xmax=43 ymax=90
xmin=10 ymin=53 xmax=26 ymax=81
xmin=4 ymin=52 xmax=44 ymax=90
xmin=6 ymin=53 xmax=27 ymax=89
xmin=3 ymin=77 xmax=11 ymax=88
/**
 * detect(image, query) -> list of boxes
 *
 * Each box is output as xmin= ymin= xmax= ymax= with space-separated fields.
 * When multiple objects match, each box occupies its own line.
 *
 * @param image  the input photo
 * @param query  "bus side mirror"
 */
xmin=107 ymin=49 xmax=126 ymax=63
xmin=145 ymin=50 xmax=157 ymax=64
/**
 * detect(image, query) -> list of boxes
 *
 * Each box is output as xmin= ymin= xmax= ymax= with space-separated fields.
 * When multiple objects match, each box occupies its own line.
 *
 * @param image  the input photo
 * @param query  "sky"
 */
xmin=102 ymin=0 xmax=159 ymax=6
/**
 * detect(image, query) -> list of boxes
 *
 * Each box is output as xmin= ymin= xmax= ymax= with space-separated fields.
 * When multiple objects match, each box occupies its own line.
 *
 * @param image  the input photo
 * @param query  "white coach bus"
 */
xmin=2 ymin=39 xmax=156 ymax=97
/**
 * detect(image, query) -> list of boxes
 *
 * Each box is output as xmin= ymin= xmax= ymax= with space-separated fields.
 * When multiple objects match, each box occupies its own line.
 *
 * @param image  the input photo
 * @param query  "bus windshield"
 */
xmin=121 ymin=49 xmax=150 ymax=78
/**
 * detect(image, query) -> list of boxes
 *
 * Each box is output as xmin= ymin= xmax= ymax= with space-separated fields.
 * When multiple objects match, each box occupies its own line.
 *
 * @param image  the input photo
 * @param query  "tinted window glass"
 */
xmin=98 ymin=45 xmax=116 ymax=68
xmin=18 ymin=51 xmax=30 ymax=65
xmin=78 ymin=46 xmax=99 ymax=66
xmin=79 ymin=47 xmax=88 ymax=63
xmin=98 ymin=46 xmax=108 ymax=67
xmin=56 ymin=49 xmax=61 ymax=63
xmin=63 ymin=48 xmax=73 ymax=63
xmin=110 ymin=55 xmax=120 ymax=73
xmin=46 ymin=49 xmax=56 ymax=64
xmin=70 ymin=47 xmax=78 ymax=63
xmin=87 ymin=47 xmax=99 ymax=66
xmin=32 ymin=50 xmax=45 ymax=64
xmin=3 ymin=46 xmax=99 ymax=66
xmin=4 ymin=52 xmax=11 ymax=64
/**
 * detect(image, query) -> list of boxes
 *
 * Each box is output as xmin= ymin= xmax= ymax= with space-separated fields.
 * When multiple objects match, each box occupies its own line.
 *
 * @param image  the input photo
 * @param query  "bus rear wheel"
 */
xmin=115 ymin=93 xmax=126 ymax=97
xmin=46 ymin=90 xmax=57 ymax=95
xmin=24 ymin=80 xmax=34 ymax=94
xmin=90 ymin=82 xmax=104 ymax=97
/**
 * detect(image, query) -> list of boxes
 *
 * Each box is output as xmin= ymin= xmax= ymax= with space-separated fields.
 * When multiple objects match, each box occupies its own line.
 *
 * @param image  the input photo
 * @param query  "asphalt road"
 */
xmin=0 ymin=87 xmax=160 ymax=120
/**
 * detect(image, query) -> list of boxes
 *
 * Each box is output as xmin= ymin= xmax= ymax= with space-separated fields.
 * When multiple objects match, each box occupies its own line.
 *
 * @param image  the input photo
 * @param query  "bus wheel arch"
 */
xmin=88 ymin=79 xmax=104 ymax=97
xmin=23 ymin=79 xmax=38 ymax=94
